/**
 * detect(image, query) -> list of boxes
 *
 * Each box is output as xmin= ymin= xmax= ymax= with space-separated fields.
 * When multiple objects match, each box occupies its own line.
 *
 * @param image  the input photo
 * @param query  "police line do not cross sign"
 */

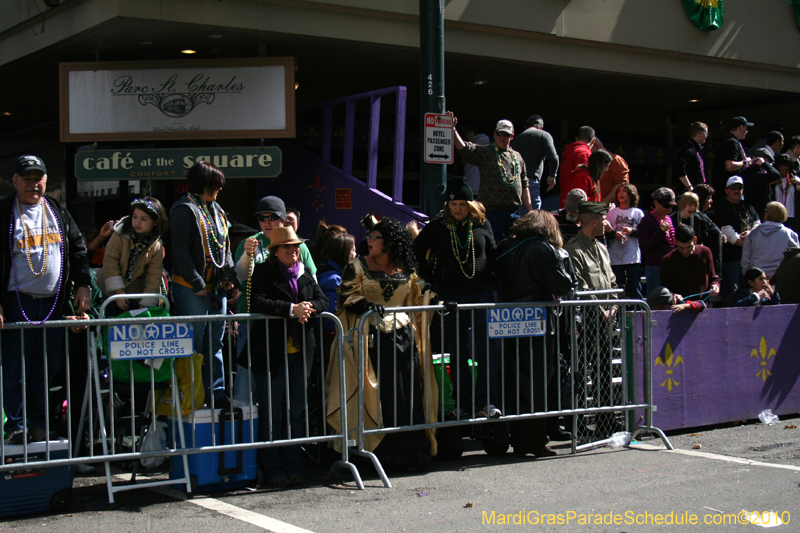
xmin=487 ymin=306 xmax=547 ymax=338
xmin=108 ymin=321 xmax=195 ymax=360
xmin=424 ymin=113 xmax=454 ymax=164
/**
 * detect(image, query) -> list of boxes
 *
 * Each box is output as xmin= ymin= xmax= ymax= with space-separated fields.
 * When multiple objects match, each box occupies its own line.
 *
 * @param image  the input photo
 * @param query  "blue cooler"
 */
xmin=0 ymin=439 xmax=73 ymax=517
xmin=169 ymin=406 xmax=258 ymax=492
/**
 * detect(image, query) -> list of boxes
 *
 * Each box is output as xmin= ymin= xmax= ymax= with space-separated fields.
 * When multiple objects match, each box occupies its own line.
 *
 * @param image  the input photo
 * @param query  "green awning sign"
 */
xmin=74 ymin=146 xmax=282 ymax=180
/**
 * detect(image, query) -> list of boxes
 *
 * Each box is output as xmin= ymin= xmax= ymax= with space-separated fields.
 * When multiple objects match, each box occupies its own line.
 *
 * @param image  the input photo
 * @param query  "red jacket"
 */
xmin=559 ymin=141 xmax=593 ymax=208
xmin=570 ymin=167 xmax=601 ymax=203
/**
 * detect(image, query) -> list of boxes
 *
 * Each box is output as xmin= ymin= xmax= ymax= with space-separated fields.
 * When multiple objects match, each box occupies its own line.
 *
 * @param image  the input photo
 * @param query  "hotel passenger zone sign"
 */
xmin=424 ymin=113 xmax=454 ymax=164
xmin=59 ymin=58 xmax=295 ymax=142
xmin=487 ymin=307 xmax=547 ymax=338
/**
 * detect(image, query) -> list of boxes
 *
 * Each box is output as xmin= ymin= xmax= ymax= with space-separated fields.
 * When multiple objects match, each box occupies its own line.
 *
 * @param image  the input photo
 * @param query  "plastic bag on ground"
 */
xmin=758 ymin=409 xmax=779 ymax=426
xmin=608 ymin=431 xmax=631 ymax=447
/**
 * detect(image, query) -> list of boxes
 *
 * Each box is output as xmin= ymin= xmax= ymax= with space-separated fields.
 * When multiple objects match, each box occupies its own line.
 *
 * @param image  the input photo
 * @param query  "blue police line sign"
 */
xmin=487 ymin=307 xmax=547 ymax=338
xmin=108 ymin=322 xmax=194 ymax=360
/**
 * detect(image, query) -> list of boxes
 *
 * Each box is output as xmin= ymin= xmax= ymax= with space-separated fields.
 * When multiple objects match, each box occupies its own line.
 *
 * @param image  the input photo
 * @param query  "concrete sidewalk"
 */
xmin=2 ymin=416 xmax=798 ymax=532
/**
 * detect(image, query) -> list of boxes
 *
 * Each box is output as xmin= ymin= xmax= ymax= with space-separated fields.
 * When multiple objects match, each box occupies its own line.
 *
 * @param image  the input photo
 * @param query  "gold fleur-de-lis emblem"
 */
xmin=655 ymin=149 xmax=665 ymax=164
xmin=635 ymin=147 xmax=646 ymax=164
xmin=655 ymin=343 xmax=683 ymax=391
xmin=751 ymin=337 xmax=775 ymax=382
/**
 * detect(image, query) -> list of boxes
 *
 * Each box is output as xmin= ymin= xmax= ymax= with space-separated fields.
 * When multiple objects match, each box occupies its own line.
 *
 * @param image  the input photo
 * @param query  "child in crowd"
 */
xmin=97 ymin=197 xmax=168 ymax=314
xmin=732 ymin=267 xmax=781 ymax=307
xmin=606 ymin=183 xmax=644 ymax=299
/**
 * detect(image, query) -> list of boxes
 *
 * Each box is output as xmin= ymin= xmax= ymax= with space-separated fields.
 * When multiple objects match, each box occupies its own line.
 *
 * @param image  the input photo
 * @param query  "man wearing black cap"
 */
xmin=714 ymin=116 xmax=754 ymax=195
xmin=565 ymin=201 xmax=616 ymax=296
xmin=0 ymin=156 xmax=92 ymax=443
xmin=232 ymin=196 xmax=316 ymax=400
xmin=449 ymin=112 xmax=532 ymax=242
xmin=511 ymin=114 xmax=559 ymax=212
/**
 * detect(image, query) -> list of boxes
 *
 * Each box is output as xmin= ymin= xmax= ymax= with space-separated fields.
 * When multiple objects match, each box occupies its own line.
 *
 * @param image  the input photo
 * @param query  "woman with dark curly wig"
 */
xmin=413 ymin=177 xmax=498 ymax=419
xmin=326 ymin=216 xmax=438 ymax=469
xmin=495 ymin=210 xmax=576 ymax=458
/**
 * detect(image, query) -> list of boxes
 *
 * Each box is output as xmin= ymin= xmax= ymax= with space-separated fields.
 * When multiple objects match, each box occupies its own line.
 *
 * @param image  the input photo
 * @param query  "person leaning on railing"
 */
xmin=495 ymin=210 xmax=576 ymax=458
xmin=240 ymin=226 xmax=327 ymax=488
xmin=412 ymin=177 xmax=499 ymax=420
xmin=326 ymin=216 xmax=438 ymax=470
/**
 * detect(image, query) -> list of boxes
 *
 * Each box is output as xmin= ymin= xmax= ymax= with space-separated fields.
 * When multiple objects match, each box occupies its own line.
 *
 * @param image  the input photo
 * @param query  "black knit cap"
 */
xmin=445 ymin=177 xmax=474 ymax=202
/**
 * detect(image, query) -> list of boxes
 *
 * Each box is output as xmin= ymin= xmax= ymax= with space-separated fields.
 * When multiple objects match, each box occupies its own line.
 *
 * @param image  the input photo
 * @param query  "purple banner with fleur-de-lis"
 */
xmin=632 ymin=305 xmax=800 ymax=431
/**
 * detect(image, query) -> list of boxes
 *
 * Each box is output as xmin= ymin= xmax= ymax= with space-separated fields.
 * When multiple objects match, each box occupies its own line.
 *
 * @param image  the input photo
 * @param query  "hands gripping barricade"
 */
xmin=0 ymin=293 xmax=360 ymax=512
xmin=347 ymin=295 xmax=672 ymax=488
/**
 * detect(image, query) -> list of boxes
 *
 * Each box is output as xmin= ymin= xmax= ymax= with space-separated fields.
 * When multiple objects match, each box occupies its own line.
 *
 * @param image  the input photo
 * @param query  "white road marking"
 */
xmin=189 ymin=496 xmax=316 ymax=533
xmin=113 ymin=472 xmax=315 ymax=532
xmin=631 ymin=442 xmax=800 ymax=472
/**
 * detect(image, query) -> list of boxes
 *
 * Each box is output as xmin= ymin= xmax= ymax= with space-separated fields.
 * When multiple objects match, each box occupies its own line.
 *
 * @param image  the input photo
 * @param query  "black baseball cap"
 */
xmin=731 ymin=116 xmax=754 ymax=128
xmin=16 ymin=155 xmax=47 ymax=176
xmin=255 ymin=196 xmax=286 ymax=220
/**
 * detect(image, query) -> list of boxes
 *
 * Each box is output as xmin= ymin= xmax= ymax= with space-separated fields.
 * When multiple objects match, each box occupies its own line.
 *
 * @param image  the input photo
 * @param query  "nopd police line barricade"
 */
xmin=349 ymin=296 xmax=672 ymax=488
xmin=0 ymin=294 xmax=362 ymax=509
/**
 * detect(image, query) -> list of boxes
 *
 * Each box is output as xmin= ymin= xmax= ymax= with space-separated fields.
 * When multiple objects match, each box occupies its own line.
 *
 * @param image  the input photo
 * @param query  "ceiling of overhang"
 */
xmin=2 ymin=15 xmax=800 ymax=146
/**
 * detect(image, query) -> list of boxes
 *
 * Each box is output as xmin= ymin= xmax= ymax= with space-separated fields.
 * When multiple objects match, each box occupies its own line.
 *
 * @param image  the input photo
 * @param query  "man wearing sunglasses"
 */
xmin=712 ymin=176 xmax=760 ymax=306
xmin=450 ymin=112 xmax=532 ymax=242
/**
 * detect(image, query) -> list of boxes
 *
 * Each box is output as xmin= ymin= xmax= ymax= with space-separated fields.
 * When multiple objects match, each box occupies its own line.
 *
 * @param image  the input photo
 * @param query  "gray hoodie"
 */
xmin=741 ymin=221 xmax=800 ymax=277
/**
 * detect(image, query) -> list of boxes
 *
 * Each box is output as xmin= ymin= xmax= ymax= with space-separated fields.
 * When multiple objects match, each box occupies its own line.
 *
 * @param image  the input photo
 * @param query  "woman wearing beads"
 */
xmin=413 ymin=177 xmax=499 ymax=419
xmin=97 ymin=197 xmax=168 ymax=314
xmin=170 ymin=161 xmax=236 ymax=407
xmin=326 ymin=217 xmax=438 ymax=469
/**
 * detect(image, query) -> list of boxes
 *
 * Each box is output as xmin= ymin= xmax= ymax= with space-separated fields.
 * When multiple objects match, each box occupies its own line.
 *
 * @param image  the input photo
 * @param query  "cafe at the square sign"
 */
xmin=60 ymin=58 xmax=294 ymax=142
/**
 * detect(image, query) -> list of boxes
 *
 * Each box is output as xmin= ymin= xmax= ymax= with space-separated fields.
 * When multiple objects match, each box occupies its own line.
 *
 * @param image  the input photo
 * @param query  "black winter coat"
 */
xmin=237 ymin=259 xmax=328 ymax=377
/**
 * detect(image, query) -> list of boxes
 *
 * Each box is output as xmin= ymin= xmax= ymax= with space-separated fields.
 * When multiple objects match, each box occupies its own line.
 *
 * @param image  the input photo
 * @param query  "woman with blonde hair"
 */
xmin=413 ymin=177 xmax=498 ymax=419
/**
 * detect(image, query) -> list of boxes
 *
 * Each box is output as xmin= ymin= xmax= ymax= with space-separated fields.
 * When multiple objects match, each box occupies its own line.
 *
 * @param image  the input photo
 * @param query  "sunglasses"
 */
xmin=496 ymin=132 xmax=512 ymax=137
xmin=729 ymin=186 xmax=743 ymax=191
xmin=257 ymin=214 xmax=282 ymax=222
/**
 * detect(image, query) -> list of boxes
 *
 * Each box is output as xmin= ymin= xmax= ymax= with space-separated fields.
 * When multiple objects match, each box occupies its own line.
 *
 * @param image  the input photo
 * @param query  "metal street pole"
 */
xmin=420 ymin=0 xmax=446 ymax=217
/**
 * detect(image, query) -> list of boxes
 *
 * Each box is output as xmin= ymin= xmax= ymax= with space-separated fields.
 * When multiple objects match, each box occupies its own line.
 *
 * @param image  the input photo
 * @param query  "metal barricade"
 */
xmin=0 ymin=299 xmax=362 ymax=506
xmin=348 ymin=298 xmax=672 ymax=488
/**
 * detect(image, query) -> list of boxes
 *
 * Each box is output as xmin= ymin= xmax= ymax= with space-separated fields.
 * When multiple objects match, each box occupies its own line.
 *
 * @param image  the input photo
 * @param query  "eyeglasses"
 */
xmin=257 ymin=214 xmax=281 ymax=222
xmin=366 ymin=235 xmax=383 ymax=241
xmin=496 ymin=132 xmax=512 ymax=138
xmin=729 ymin=185 xmax=743 ymax=191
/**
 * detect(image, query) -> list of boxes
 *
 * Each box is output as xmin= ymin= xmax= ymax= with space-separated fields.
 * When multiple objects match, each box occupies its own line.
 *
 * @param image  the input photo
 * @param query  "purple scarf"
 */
xmin=277 ymin=259 xmax=302 ymax=345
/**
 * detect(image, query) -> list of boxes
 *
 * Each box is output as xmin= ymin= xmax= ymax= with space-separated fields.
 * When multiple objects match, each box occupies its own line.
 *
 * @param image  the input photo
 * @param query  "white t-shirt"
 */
xmin=773 ymin=179 xmax=799 ymax=218
xmin=606 ymin=206 xmax=644 ymax=265
xmin=8 ymin=201 xmax=63 ymax=297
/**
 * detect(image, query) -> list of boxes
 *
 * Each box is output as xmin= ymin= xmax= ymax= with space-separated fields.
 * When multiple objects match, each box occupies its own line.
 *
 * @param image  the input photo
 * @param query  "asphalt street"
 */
xmin=1 ymin=415 xmax=799 ymax=532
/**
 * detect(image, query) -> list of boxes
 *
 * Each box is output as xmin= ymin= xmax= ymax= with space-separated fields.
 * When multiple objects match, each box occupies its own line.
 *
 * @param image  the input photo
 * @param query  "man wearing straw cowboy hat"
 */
xmin=0 ymin=155 xmax=92 ymax=444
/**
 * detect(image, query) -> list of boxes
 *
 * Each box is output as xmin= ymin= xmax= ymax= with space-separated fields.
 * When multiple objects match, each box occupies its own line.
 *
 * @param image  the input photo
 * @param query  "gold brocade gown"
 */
xmin=325 ymin=257 xmax=438 ymax=466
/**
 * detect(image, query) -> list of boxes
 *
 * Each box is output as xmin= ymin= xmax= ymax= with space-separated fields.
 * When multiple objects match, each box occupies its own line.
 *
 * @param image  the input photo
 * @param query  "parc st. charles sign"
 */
xmin=74 ymin=146 xmax=282 ymax=180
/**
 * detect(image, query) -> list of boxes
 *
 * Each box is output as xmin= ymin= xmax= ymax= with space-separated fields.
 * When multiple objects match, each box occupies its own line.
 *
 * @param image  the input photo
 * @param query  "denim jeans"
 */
xmin=644 ymin=265 xmax=660 ymax=301
xmin=540 ymin=194 xmax=559 ymax=213
xmin=720 ymin=261 xmax=742 ymax=307
xmin=437 ymin=289 xmax=498 ymax=414
xmin=611 ymin=263 xmax=643 ymax=300
xmin=486 ymin=209 xmax=519 ymax=243
xmin=171 ymin=283 xmax=227 ymax=403
xmin=233 ymin=323 xmax=256 ymax=403
xmin=1 ymin=293 xmax=64 ymax=434
xmin=517 ymin=182 xmax=542 ymax=216
xmin=252 ymin=352 xmax=305 ymax=478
